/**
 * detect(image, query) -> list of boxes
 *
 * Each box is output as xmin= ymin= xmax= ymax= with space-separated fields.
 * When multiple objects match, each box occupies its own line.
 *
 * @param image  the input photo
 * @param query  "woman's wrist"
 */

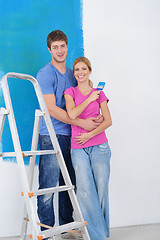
xmin=87 ymin=131 xmax=93 ymax=139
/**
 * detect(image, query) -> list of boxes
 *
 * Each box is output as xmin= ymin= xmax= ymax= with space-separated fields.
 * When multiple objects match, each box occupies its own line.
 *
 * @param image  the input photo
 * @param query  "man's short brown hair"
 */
xmin=47 ymin=30 xmax=68 ymax=49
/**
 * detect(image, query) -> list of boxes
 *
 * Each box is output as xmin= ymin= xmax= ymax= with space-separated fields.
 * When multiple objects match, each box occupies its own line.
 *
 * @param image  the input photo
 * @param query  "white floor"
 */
xmin=0 ymin=224 xmax=160 ymax=240
xmin=110 ymin=223 xmax=160 ymax=240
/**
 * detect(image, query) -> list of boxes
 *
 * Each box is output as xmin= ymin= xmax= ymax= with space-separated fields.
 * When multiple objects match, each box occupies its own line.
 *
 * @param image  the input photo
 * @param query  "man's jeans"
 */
xmin=71 ymin=142 xmax=111 ymax=240
xmin=37 ymin=134 xmax=76 ymax=230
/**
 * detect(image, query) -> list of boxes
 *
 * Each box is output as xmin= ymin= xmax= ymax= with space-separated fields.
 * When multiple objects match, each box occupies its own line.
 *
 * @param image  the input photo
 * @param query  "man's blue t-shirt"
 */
xmin=36 ymin=62 xmax=77 ymax=135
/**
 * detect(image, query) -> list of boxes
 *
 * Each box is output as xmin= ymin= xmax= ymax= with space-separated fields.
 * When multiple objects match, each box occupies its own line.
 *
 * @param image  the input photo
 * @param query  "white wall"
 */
xmin=0 ymin=161 xmax=38 ymax=237
xmin=83 ymin=0 xmax=160 ymax=227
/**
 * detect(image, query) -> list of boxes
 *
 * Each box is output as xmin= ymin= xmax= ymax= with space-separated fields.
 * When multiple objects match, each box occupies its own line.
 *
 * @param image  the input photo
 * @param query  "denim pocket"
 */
xmin=41 ymin=136 xmax=51 ymax=146
xmin=39 ymin=135 xmax=54 ymax=150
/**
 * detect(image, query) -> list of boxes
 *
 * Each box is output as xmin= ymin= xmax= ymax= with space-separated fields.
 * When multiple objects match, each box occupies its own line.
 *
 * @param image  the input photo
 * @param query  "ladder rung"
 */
xmin=0 ymin=150 xmax=58 ymax=157
xmin=22 ymin=150 xmax=58 ymax=157
xmin=40 ymin=221 xmax=87 ymax=239
xmin=28 ymin=185 xmax=74 ymax=197
xmin=24 ymin=217 xmax=53 ymax=229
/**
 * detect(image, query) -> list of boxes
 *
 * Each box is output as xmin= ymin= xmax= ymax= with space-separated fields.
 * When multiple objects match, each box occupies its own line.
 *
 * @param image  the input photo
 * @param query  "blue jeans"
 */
xmin=37 ymin=134 xmax=76 ymax=230
xmin=71 ymin=142 xmax=111 ymax=240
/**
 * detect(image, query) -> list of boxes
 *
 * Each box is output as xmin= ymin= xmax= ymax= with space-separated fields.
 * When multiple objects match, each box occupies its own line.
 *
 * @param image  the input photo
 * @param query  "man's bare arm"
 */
xmin=44 ymin=94 xmax=100 ymax=131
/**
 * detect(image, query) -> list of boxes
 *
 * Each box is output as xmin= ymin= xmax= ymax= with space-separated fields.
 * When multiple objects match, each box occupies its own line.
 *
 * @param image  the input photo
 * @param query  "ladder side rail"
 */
xmin=1 ymin=75 xmax=40 ymax=239
xmin=0 ymin=110 xmax=5 ymax=142
xmin=41 ymin=106 xmax=86 ymax=223
xmin=0 ymin=107 xmax=9 ymax=141
xmin=29 ymin=74 xmax=90 ymax=239
xmin=27 ymin=75 xmax=61 ymax=228
xmin=34 ymin=78 xmax=90 ymax=239
xmin=29 ymin=74 xmax=65 ymax=228
xmin=28 ymin=109 xmax=42 ymax=188
xmin=21 ymin=109 xmax=42 ymax=240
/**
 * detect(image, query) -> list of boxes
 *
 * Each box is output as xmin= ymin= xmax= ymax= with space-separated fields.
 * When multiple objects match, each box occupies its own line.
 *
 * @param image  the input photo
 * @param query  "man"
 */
xmin=36 ymin=30 xmax=101 ymax=231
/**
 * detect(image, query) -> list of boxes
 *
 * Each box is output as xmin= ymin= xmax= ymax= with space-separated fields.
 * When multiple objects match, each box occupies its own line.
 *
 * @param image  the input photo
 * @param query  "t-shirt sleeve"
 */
xmin=64 ymin=87 xmax=75 ymax=99
xmin=36 ymin=69 xmax=56 ymax=95
xmin=98 ymin=90 xmax=109 ymax=104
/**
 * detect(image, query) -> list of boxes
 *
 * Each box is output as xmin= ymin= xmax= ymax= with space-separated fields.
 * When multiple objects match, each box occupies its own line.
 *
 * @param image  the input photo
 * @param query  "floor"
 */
xmin=110 ymin=223 xmax=160 ymax=240
xmin=0 ymin=223 xmax=160 ymax=240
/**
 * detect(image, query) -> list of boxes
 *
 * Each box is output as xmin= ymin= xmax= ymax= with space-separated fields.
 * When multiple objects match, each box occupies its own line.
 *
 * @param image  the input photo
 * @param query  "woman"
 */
xmin=64 ymin=57 xmax=112 ymax=240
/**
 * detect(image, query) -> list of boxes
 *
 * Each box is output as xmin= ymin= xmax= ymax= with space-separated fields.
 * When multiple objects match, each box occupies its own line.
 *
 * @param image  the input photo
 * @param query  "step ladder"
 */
xmin=0 ymin=72 xmax=90 ymax=240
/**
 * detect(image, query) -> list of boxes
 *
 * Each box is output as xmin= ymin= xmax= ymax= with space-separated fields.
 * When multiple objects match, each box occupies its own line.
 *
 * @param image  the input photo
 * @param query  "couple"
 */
xmin=36 ymin=30 xmax=112 ymax=240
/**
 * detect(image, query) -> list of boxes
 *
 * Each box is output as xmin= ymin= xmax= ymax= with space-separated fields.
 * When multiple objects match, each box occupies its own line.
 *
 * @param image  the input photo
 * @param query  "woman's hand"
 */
xmin=74 ymin=132 xmax=92 ymax=145
xmin=88 ymin=91 xmax=101 ymax=102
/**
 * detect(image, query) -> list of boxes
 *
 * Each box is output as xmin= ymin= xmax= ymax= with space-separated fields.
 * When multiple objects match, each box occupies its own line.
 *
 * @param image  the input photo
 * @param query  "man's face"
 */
xmin=48 ymin=40 xmax=68 ymax=63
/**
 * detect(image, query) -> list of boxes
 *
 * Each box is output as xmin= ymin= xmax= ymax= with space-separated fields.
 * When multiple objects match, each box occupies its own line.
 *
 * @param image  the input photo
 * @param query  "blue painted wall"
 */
xmin=0 ymin=0 xmax=84 ymax=164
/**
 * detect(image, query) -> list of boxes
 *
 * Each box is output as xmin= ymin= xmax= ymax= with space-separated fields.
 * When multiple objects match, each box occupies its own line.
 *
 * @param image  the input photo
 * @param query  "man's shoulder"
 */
xmin=37 ymin=63 xmax=54 ymax=76
xmin=66 ymin=66 xmax=74 ymax=75
xmin=66 ymin=66 xmax=72 ymax=71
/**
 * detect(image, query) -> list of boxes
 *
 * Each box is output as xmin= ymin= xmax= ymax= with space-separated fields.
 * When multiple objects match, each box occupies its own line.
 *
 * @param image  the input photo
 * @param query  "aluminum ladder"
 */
xmin=0 ymin=72 xmax=90 ymax=240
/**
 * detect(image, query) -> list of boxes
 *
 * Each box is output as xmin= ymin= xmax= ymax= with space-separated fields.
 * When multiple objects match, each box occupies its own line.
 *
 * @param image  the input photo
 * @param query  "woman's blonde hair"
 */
xmin=73 ymin=57 xmax=93 ymax=88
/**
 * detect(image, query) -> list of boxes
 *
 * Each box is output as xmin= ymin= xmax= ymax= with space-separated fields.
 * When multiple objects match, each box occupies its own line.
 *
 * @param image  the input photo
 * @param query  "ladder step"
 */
xmin=28 ymin=185 xmax=75 ymax=197
xmin=40 ymin=221 xmax=87 ymax=239
xmin=24 ymin=217 xmax=53 ymax=229
xmin=0 ymin=150 xmax=58 ymax=157
xmin=22 ymin=150 xmax=58 ymax=157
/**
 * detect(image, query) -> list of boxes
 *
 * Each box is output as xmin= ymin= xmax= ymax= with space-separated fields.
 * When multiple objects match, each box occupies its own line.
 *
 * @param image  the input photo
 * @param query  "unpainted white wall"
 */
xmin=0 ymin=161 xmax=38 ymax=237
xmin=83 ymin=0 xmax=160 ymax=227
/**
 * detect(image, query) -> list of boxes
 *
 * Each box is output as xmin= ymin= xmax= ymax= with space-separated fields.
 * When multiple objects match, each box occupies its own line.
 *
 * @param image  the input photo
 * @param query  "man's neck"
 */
xmin=51 ymin=60 xmax=66 ymax=74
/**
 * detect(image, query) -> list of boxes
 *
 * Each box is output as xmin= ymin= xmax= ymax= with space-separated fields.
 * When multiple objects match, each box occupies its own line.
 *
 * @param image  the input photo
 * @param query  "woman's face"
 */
xmin=73 ymin=62 xmax=91 ymax=84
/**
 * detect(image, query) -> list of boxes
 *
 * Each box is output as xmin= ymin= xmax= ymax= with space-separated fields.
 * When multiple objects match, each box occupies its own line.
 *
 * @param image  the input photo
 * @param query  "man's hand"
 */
xmin=79 ymin=117 xmax=101 ymax=132
xmin=93 ymin=114 xmax=104 ymax=123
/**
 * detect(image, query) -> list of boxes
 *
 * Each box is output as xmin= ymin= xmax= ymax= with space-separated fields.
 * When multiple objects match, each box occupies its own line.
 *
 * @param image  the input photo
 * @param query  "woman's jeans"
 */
xmin=37 ymin=134 xmax=76 ymax=230
xmin=71 ymin=142 xmax=111 ymax=240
